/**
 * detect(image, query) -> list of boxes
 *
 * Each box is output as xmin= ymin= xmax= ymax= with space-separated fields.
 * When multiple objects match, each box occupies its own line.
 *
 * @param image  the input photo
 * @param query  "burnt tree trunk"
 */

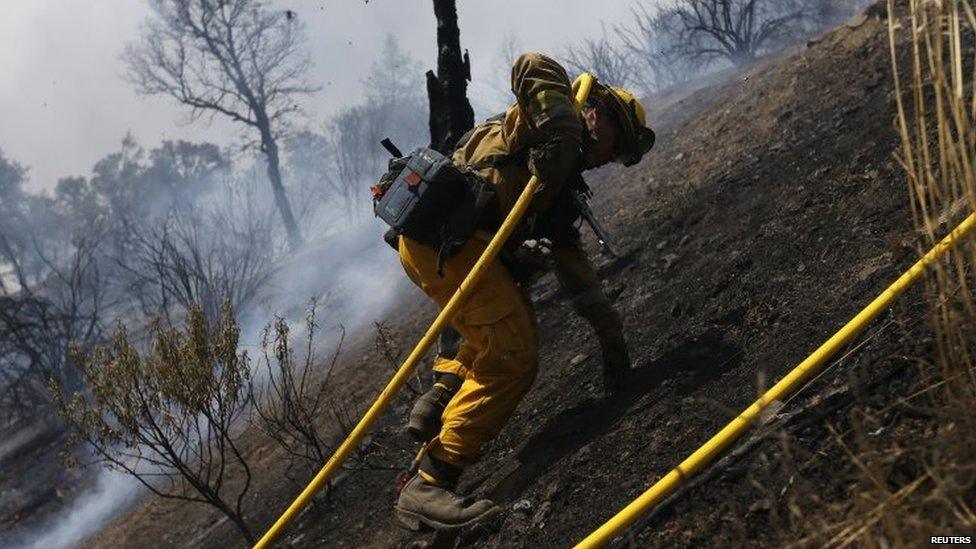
xmin=427 ymin=0 xmax=475 ymax=154
xmin=426 ymin=0 xmax=473 ymax=357
xmin=256 ymin=112 xmax=303 ymax=251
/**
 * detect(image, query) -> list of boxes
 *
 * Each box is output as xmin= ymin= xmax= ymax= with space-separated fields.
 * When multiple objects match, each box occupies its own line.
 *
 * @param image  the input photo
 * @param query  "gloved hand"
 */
xmin=513 ymin=238 xmax=553 ymax=270
xmin=506 ymin=238 xmax=554 ymax=286
xmin=527 ymin=138 xmax=581 ymax=212
xmin=527 ymin=140 xmax=565 ymax=180
xmin=598 ymin=331 xmax=631 ymax=398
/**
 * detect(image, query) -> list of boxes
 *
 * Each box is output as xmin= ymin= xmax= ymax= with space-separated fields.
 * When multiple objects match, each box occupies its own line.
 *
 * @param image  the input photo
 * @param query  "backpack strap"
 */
xmin=452 ymin=112 xmax=506 ymax=153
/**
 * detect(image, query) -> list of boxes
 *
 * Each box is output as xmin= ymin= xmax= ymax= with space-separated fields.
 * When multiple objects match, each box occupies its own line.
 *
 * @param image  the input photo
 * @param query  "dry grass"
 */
xmin=803 ymin=0 xmax=976 ymax=544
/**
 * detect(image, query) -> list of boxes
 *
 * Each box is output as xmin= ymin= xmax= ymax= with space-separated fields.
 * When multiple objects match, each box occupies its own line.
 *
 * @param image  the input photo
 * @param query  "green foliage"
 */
xmin=59 ymin=303 xmax=250 ymax=441
xmin=51 ymin=302 xmax=256 ymax=543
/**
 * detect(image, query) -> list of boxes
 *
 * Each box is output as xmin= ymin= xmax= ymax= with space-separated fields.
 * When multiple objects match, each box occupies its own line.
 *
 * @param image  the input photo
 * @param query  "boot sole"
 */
xmin=394 ymin=504 xmax=501 ymax=532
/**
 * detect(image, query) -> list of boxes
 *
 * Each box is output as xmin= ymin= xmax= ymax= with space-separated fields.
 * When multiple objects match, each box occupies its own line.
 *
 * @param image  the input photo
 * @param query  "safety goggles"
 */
xmin=619 ymin=125 xmax=656 ymax=167
xmin=604 ymin=92 xmax=655 ymax=167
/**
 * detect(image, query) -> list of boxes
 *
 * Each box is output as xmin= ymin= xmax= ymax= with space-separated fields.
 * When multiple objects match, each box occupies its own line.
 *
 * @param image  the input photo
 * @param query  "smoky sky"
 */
xmin=0 ymin=0 xmax=641 ymax=193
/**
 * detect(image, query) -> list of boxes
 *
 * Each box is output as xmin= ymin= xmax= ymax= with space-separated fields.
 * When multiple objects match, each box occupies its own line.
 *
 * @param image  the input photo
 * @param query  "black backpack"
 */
xmin=372 ymin=146 xmax=495 ymax=274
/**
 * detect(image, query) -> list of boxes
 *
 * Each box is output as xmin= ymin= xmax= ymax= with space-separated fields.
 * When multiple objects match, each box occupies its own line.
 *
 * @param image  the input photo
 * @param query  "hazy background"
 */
xmin=1 ymin=0 xmax=867 ymax=545
xmin=0 ymin=0 xmax=638 ymax=194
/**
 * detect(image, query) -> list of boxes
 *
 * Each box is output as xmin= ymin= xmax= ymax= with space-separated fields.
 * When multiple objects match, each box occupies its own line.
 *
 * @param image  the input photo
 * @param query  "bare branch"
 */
xmin=124 ymin=0 xmax=318 ymax=249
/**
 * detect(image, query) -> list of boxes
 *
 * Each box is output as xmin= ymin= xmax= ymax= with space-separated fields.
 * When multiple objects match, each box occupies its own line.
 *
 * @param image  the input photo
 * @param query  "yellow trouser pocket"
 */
xmin=462 ymin=288 xmax=532 ymax=373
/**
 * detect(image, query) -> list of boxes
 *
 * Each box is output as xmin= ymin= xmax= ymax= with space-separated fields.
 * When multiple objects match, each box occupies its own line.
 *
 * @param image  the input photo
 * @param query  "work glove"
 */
xmin=527 ymin=140 xmax=565 ymax=179
xmin=514 ymin=238 xmax=553 ymax=269
xmin=527 ymin=138 xmax=581 ymax=213
xmin=598 ymin=330 xmax=631 ymax=399
xmin=508 ymin=238 xmax=554 ymax=286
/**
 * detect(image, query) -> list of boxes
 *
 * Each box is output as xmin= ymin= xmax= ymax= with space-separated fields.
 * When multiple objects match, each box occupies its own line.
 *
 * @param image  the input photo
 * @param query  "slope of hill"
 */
xmin=89 ymin=3 xmax=957 ymax=547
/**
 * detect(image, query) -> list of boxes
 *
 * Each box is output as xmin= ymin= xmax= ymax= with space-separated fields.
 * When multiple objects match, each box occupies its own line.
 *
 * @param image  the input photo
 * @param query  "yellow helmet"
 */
xmin=573 ymin=73 xmax=656 ymax=167
xmin=610 ymin=86 xmax=646 ymax=127
xmin=603 ymin=84 xmax=655 ymax=166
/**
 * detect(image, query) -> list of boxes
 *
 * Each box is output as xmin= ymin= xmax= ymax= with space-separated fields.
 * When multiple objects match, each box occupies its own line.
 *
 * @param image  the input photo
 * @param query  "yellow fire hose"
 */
xmin=253 ymin=73 xmax=596 ymax=549
xmin=575 ymin=212 xmax=976 ymax=548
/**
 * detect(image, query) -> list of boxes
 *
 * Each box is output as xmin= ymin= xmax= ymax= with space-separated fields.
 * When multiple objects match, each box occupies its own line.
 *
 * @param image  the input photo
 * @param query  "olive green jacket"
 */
xmin=453 ymin=52 xmax=620 ymax=337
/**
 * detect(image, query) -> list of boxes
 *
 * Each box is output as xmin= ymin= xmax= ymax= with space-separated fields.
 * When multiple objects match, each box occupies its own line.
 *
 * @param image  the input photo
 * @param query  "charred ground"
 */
xmin=91 ymin=4 xmax=953 ymax=547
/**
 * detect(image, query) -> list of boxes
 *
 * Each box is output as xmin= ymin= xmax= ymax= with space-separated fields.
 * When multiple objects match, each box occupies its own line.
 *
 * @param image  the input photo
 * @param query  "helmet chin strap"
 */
xmin=579 ymin=117 xmax=600 ymax=169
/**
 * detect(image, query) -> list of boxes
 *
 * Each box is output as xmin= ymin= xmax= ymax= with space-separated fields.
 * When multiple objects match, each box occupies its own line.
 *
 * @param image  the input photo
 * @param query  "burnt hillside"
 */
xmin=91 ymin=3 xmax=958 ymax=547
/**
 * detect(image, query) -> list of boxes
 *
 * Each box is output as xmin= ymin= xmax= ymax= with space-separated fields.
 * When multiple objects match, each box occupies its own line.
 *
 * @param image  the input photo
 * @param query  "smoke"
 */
xmin=1 ymin=118 xmax=425 ymax=549
xmin=1 ymin=28 xmax=431 ymax=549
xmin=8 ymin=467 xmax=140 ymax=549
xmin=237 ymin=213 xmax=410 ymax=361
xmin=2 ymin=217 xmax=407 ymax=549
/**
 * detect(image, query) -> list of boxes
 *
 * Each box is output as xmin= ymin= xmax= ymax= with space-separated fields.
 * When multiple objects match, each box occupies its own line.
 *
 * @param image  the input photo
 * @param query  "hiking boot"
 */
xmin=394 ymin=458 xmax=498 ymax=531
xmin=406 ymin=373 xmax=461 ymax=441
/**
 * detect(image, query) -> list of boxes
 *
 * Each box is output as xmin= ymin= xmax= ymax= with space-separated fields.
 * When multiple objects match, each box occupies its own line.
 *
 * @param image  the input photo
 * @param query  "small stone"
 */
xmin=574 ymin=444 xmax=591 ymax=464
xmin=513 ymin=499 xmax=533 ymax=513
xmin=845 ymin=12 xmax=869 ymax=28
xmin=674 ymin=152 xmax=684 ymax=161
xmin=570 ymin=353 xmax=588 ymax=366
xmin=748 ymin=499 xmax=772 ymax=513
xmin=735 ymin=256 xmax=753 ymax=270
xmin=656 ymin=239 xmax=668 ymax=250
xmin=797 ymin=263 xmax=806 ymax=273
xmin=678 ymin=234 xmax=692 ymax=247
xmin=608 ymin=285 xmax=623 ymax=300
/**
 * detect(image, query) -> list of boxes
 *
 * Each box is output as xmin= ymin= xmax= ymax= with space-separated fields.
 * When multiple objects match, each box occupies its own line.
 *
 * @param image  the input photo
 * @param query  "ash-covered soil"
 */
xmin=90 ymin=4 xmax=950 ymax=548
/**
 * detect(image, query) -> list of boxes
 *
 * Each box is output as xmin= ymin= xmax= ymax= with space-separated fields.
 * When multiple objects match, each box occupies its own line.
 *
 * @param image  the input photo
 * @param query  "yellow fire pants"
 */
xmin=399 ymin=235 xmax=538 ymax=468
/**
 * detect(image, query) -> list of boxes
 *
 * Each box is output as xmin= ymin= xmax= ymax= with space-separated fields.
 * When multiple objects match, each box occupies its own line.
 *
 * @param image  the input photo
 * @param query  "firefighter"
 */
xmin=395 ymin=52 xmax=655 ymax=531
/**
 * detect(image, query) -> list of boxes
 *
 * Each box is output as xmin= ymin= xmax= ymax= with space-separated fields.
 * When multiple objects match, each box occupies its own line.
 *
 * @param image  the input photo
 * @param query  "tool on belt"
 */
xmin=571 ymin=183 xmax=619 ymax=258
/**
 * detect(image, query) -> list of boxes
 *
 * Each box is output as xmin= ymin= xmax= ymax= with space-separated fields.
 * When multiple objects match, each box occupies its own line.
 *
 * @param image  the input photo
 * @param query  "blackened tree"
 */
xmin=615 ymin=4 xmax=711 ymax=91
xmin=426 ymin=0 xmax=475 ymax=154
xmin=124 ymin=0 xmax=318 ymax=250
